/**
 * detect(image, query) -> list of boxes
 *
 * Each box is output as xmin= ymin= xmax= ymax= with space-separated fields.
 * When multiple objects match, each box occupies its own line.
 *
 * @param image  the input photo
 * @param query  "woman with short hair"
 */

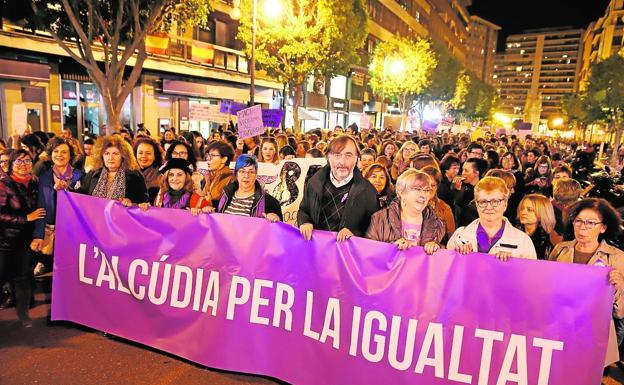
xmin=150 ymin=159 xmax=211 ymax=214
xmin=517 ymin=194 xmax=557 ymax=260
xmin=366 ymin=169 xmax=445 ymax=254
xmin=217 ymin=155 xmax=282 ymax=222
xmin=201 ymin=141 xmax=235 ymax=207
xmin=79 ymin=135 xmax=148 ymax=206
xmin=448 ymin=176 xmax=537 ymax=260
xmin=549 ymin=198 xmax=624 ymax=365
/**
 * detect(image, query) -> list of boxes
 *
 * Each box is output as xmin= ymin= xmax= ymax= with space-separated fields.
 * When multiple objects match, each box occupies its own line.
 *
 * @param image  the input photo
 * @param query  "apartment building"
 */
xmin=493 ymin=28 xmax=584 ymax=130
xmin=466 ymin=15 xmax=501 ymax=85
xmin=579 ymin=0 xmax=624 ymax=90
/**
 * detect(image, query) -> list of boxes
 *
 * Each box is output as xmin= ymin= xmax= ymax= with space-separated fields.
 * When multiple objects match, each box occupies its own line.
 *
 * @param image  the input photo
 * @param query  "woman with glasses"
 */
xmin=0 ymin=149 xmax=46 ymax=327
xmin=366 ymin=169 xmax=444 ymax=254
xmin=448 ymin=176 xmax=537 ymax=260
xmin=549 ymin=198 xmax=624 ymax=365
xmin=216 ymin=155 xmax=282 ymax=221
xmin=200 ymin=141 xmax=235 ymax=208
xmin=391 ymin=141 xmax=418 ymax=181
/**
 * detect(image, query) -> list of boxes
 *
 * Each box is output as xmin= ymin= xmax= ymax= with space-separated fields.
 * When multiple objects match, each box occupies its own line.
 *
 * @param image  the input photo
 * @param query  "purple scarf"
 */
xmin=162 ymin=190 xmax=191 ymax=209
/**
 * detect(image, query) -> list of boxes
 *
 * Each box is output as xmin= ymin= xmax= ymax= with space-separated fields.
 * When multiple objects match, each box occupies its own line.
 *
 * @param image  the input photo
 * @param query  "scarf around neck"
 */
xmin=163 ymin=189 xmax=191 ymax=209
xmin=92 ymin=167 xmax=126 ymax=200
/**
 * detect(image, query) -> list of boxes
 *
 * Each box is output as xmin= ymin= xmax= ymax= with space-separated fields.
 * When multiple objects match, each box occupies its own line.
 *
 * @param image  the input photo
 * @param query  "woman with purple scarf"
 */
xmin=31 ymin=137 xmax=83 ymax=257
xmin=217 ymin=155 xmax=282 ymax=222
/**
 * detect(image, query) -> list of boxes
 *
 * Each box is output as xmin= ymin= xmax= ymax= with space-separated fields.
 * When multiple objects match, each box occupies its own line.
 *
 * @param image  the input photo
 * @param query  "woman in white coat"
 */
xmin=448 ymin=176 xmax=537 ymax=260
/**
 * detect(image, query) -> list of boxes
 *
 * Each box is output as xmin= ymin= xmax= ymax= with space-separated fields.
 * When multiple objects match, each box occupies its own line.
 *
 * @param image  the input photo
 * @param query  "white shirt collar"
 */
xmin=330 ymin=170 xmax=354 ymax=188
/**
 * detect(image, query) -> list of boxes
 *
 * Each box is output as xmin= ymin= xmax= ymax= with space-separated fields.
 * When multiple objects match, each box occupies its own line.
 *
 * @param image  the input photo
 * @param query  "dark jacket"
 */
xmin=34 ymin=165 xmax=83 ymax=239
xmin=217 ymin=180 xmax=283 ymax=221
xmin=297 ymin=165 xmax=379 ymax=237
xmin=454 ymin=183 xmax=475 ymax=227
xmin=0 ymin=174 xmax=38 ymax=250
xmin=365 ymin=201 xmax=445 ymax=245
xmin=437 ymin=175 xmax=455 ymax=208
xmin=78 ymin=168 xmax=149 ymax=204
xmin=520 ymin=225 xmax=553 ymax=260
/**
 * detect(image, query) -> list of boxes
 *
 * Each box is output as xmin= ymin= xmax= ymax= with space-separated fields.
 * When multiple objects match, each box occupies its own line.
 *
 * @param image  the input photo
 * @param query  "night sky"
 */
xmin=468 ymin=0 xmax=612 ymax=51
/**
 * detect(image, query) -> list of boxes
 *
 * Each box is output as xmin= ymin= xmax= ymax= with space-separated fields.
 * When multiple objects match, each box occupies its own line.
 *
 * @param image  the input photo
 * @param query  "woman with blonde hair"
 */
xmin=391 ymin=141 xmax=419 ymax=180
xmin=79 ymin=135 xmax=148 ymax=206
xmin=485 ymin=168 xmax=519 ymax=225
xmin=448 ymin=176 xmax=537 ymax=260
xmin=517 ymin=194 xmax=557 ymax=260
xmin=366 ymin=169 xmax=445 ymax=254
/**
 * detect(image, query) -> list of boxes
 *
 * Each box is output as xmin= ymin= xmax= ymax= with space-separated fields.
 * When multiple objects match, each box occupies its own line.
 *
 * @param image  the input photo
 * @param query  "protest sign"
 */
xmin=262 ymin=109 xmax=284 ymax=128
xmin=237 ymin=105 xmax=265 ymax=139
xmin=220 ymin=100 xmax=247 ymax=115
xmin=359 ymin=114 xmax=371 ymax=130
xmin=11 ymin=104 xmax=27 ymax=135
xmin=189 ymin=104 xmax=229 ymax=124
xmin=53 ymin=192 xmax=612 ymax=385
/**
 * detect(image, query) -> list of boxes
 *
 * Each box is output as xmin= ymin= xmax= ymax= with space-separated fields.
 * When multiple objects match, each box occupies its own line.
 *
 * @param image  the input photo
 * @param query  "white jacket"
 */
xmin=447 ymin=218 xmax=537 ymax=259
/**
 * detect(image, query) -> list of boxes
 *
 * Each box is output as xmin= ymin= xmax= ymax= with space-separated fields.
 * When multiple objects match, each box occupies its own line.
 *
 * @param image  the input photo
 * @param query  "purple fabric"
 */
xmin=52 ymin=192 xmax=613 ymax=385
xmin=476 ymin=222 xmax=505 ymax=253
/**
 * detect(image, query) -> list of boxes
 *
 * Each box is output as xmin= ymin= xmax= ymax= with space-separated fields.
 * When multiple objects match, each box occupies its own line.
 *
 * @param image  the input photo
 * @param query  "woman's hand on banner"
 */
xmin=424 ymin=242 xmax=440 ymax=255
xmin=337 ymin=228 xmax=354 ymax=243
xmin=495 ymin=251 xmax=512 ymax=262
xmin=138 ymin=203 xmax=150 ymax=211
xmin=299 ymin=223 xmax=313 ymax=240
xmin=263 ymin=213 xmax=280 ymax=223
xmin=394 ymin=238 xmax=411 ymax=250
xmin=120 ymin=198 xmax=133 ymax=207
xmin=609 ymin=269 xmax=624 ymax=291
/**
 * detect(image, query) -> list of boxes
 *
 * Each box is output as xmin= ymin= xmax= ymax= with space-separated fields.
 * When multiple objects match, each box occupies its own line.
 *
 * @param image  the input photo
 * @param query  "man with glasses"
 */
xmin=466 ymin=142 xmax=484 ymax=160
xmin=298 ymin=135 xmax=378 ymax=242
xmin=448 ymin=176 xmax=536 ymax=260
xmin=201 ymin=141 xmax=235 ymax=207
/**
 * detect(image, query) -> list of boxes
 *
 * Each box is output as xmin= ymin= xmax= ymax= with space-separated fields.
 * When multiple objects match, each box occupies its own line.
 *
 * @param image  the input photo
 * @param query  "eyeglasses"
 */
xmin=573 ymin=219 xmax=603 ymax=229
xmin=476 ymin=198 xmax=505 ymax=208
xmin=238 ymin=170 xmax=257 ymax=177
xmin=409 ymin=186 xmax=433 ymax=195
xmin=13 ymin=158 xmax=33 ymax=166
xmin=172 ymin=151 xmax=188 ymax=157
xmin=206 ymin=153 xmax=222 ymax=160
xmin=329 ymin=152 xmax=356 ymax=161
xmin=469 ymin=151 xmax=484 ymax=157
xmin=0 ymin=160 xmax=8 ymax=165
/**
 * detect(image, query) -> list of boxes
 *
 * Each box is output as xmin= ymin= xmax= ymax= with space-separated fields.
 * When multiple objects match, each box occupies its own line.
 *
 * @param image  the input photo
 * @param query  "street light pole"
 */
xmin=250 ymin=0 xmax=257 ymax=106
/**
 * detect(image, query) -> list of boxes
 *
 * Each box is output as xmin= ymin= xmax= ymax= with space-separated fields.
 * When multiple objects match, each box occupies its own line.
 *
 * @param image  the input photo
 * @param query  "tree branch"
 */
xmin=60 ymin=0 xmax=96 ymax=60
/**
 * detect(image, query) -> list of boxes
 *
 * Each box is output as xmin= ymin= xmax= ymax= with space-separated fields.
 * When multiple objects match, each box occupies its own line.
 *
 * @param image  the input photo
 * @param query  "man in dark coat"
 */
xmin=298 ymin=135 xmax=379 ymax=242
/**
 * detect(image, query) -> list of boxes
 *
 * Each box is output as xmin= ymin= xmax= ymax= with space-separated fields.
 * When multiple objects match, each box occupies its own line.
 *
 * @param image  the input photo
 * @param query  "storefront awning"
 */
xmin=0 ymin=58 xmax=49 ymax=82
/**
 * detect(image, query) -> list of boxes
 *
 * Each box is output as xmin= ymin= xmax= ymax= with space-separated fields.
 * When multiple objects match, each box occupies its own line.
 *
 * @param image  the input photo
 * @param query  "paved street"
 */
xmin=1 ymin=290 xmax=624 ymax=385
xmin=0 ymin=291 xmax=283 ymax=385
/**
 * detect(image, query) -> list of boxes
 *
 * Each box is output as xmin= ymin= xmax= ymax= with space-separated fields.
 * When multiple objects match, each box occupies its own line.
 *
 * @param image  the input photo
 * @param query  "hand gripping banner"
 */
xmin=52 ymin=192 xmax=613 ymax=385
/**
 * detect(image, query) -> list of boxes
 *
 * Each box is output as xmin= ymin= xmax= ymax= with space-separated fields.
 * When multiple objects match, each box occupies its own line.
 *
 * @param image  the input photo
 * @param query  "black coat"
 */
xmin=297 ymin=165 xmax=379 ymax=237
xmin=79 ymin=168 xmax=149 ymax=204
xmin=0 ymin=175 xmax=38 ymax=250
xmin=218 ymin=180 xmax=283 ymax=221
xmin=437 ymin=175 xmax=455 ymax=208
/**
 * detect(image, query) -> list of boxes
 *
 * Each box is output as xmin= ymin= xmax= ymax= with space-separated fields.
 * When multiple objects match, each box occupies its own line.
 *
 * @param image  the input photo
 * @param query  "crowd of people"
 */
xmin=1 ymin=123 xmax=624 ymax=365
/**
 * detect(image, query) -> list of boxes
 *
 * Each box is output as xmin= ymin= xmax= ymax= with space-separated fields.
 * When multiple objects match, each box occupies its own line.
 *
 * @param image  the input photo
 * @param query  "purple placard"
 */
xmin=220 ymin=100 xmax=248 ymax=115
xmin=52 ymin=192 xmax=613 ymax=385
xmin=262 ymin=109 xmax=284 ymax=128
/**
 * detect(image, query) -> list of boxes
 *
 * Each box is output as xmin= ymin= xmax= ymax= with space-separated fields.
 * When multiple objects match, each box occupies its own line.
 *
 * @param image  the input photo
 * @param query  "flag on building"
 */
xmin=145 ymin=32 xmax=169 ymax=55
xmin=192 ymin=41 xmax=215 ymax=64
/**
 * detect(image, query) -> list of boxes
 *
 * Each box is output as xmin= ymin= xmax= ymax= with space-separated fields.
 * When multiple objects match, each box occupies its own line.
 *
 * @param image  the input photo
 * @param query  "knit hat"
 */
xmin=234 ymin=154 xmax=258 ymax=174
xmin=159 ymin=158 xmax=192 ymax=175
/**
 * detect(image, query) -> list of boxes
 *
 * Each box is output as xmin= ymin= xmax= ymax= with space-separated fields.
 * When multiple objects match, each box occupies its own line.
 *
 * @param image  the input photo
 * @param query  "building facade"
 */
xmin=579 ymin=0 xmax=624 ymax=91
xmin=466 ymin=15 xmax=500 ymax=85
xmin=493 ymin=28 xmax=584 ymax=130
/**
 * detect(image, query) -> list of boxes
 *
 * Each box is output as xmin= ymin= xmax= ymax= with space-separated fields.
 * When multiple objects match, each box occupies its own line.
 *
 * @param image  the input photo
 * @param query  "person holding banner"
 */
xmin=366 ymin=169 xmax=444 ymax=253
xmin=548 ymin=198 xmax=624 ymax=365
xmin=0 ymin=149 xmax=45 ymax=327
xmin=30 ymin=137 xmax=83 ymax=260
xmin=149 ymin=159 xmax=211 ymax=214
xmin=78 ymin=136 xmax=149 ymax=206
xmin=217 ymin=155 xmax=282 ymax=222
xmin=448 ymin=176 xmax=537 ymax=260
xmin=298 ymin=135 xmax=378 ymax=242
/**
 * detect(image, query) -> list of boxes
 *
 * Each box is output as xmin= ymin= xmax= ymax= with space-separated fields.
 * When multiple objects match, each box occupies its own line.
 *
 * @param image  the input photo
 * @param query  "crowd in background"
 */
xmin=1 ymin=121 xmax=624 ymax=365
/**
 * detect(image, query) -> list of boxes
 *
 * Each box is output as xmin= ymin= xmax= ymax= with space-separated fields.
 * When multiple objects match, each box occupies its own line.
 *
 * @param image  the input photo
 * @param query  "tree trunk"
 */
xmin=610 ymin=125 xmax=623 ymax=168
xmin=104 ymin=100 xmax=122 ymax=134
xmin=292 ymin=83 xmax=303 ymax=134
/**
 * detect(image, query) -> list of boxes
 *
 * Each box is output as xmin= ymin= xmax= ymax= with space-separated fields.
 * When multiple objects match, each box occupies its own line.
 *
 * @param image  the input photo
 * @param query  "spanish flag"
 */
xmin=192 ymin=41 xmax=214 ymax=64
xmin=145 ymin=32 xmax=169 ymax=55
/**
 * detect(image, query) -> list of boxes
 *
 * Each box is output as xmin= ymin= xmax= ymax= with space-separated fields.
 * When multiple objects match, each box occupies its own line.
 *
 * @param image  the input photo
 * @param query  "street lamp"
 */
xmin=377 ymin=57 xmax=403 ymax=129
xmin=231 ymin=0 xmax=282 ymax=106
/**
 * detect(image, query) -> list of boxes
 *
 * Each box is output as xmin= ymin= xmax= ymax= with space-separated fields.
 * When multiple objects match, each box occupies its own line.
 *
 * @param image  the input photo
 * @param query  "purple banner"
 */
xmin=220 ymin=99 xmax=247 ymax=115
xmin=52 ymin=192 xmax=613 ymax=385
xmin=262 ymin=109 xmax=284 ymax=128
